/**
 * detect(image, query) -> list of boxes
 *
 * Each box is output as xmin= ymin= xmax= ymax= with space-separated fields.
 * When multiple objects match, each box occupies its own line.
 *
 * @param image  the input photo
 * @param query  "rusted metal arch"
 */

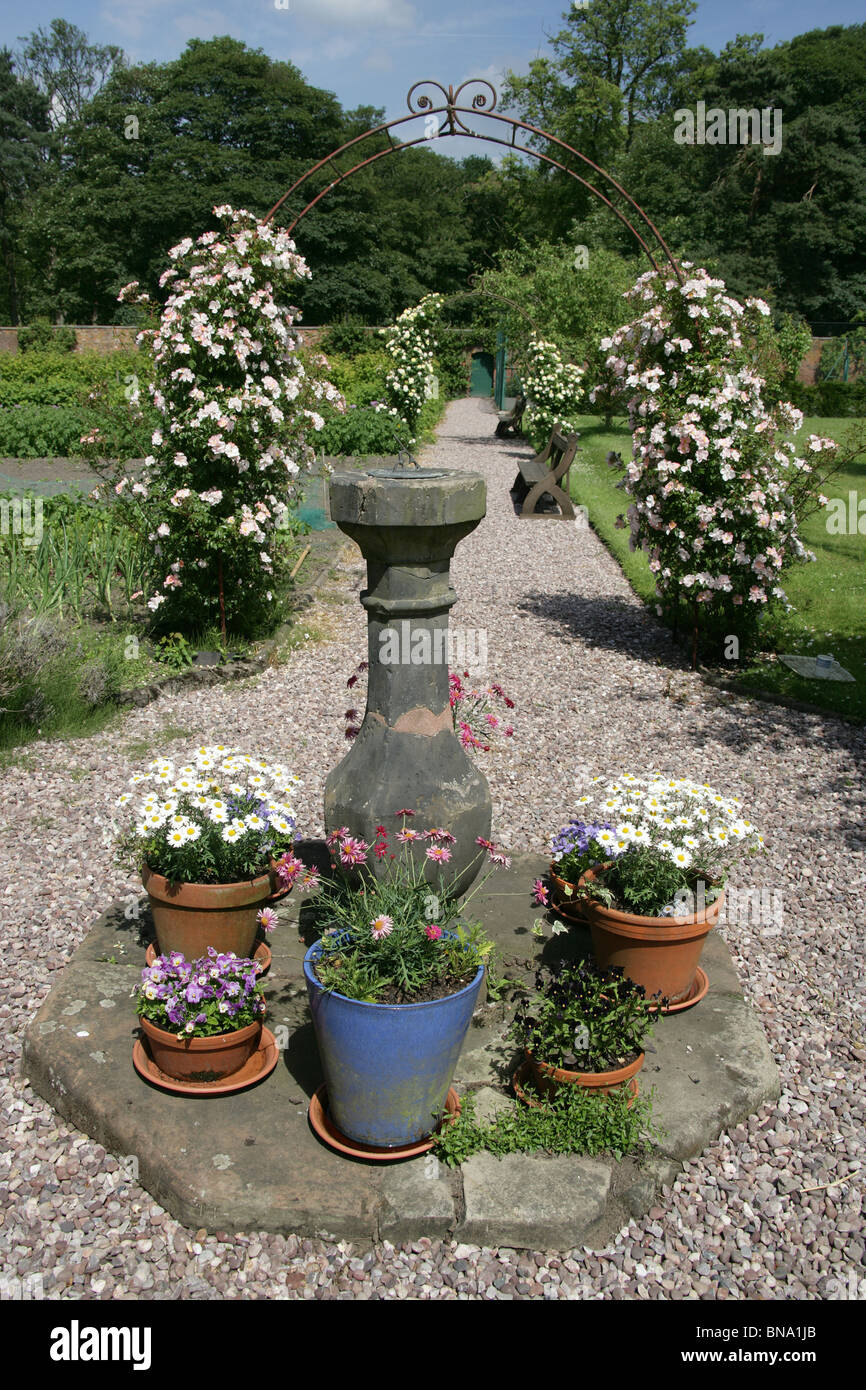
xmin=263 ymin=78 xmax=683 ymax=284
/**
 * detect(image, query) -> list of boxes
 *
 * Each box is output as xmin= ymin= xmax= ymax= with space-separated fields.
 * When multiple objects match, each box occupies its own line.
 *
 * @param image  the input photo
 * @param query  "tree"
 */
xmin=15 ymin=37 xmax=347 ymax=322
xmin=0 ymin=50 xmax=52 ymax=323
xmin=617 ymin=24 xmax=866 ymax=321
xmin=471 ymin=236 xmax=635 ymax=370
xmin=16 ymin=18 xmax=124 ymax=126
xmin=498 ymin=0 xmax=699 ymax=244
xmin=504 ymin=0 xmax=698 ymax=152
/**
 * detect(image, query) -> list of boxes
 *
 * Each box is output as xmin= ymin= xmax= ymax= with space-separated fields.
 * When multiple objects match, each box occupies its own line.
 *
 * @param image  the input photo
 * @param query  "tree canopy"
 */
xmin=2 ymin=13 xmax=863 ymax=332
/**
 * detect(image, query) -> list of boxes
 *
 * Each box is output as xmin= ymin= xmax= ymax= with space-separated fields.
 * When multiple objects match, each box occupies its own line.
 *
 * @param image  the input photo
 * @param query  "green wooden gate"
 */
xmin=470 ymin=351 xmax=494 ymax=396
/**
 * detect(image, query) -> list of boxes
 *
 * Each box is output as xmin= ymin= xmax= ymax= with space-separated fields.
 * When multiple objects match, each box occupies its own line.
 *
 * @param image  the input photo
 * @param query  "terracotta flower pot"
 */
xmin=142 ymin=865 xmax=273 ymax=961
xmin=579 ymin=865 xmax=723 ymax=1005
xmin=139 ymin=1014 xmax=262 ymax=1082
xmin=524 ymin=1047 xmax=644 ymax=1100
xmin=548 ymin=861 xmax=587 ymax=921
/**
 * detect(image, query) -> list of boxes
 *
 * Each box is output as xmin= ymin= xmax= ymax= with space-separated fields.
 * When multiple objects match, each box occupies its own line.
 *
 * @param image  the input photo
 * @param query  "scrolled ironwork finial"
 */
xmin=406 ymin=77 xmax=498 ymax=118
xmin=407 ymin=80 xmax=450 ymax=115
xmin=453 ymin=78 xmax=497 ymax=113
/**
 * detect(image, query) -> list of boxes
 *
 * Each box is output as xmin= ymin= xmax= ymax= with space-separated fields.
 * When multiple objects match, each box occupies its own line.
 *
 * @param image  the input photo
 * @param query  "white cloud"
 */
xmin=290 ymin=0 xmax=416 ymax=28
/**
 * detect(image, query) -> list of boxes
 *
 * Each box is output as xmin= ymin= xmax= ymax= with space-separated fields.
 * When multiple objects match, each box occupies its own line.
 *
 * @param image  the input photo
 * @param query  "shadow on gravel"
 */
xmin=518 ymin=590 xmax=681 ymax=666
xmin=516 ymin=587 xmax=866 ymax=848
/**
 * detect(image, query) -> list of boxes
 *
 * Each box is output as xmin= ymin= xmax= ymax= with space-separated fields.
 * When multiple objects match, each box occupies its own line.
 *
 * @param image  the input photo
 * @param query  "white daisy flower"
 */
xmin=671 ymin=847 xmax=692 ymax=867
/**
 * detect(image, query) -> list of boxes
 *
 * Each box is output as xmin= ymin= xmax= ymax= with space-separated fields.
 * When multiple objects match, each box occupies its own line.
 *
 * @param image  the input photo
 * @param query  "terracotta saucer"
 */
xmin=132 ymin=1025 xmax=278 ymax=1096
xmin=308 ymin=1085 xmax=461 ymax=1161
xmin=144 ymin=940 xmax=272 ymax=975
xmin=648 ymin=965 xmax=709 ymax=1015
xmin=511 ymin=1060 xmax=638 ymax=1109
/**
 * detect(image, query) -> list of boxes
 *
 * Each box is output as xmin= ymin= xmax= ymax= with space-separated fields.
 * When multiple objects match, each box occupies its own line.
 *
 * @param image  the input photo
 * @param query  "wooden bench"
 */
xmin=511 ymin=428 xmax=579 ymax=519
xmin=495 ymin=393 xmax=527 ymax=439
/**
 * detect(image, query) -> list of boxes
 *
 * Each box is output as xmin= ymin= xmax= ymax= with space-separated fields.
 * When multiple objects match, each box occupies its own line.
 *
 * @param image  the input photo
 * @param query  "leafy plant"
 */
xmin=154 ymin=631 xmax=195 ymax=673
xmin=306 ymin=816 xmax=506 ymax=1004
xmin=434 ymin=1085 xmax=662 ymax=1166
xmin=18 ymin=319 xmax=76 ymax=353
xmin=513 ymin=959 xmax=659 ymax=1070
xmin=319 ymin=320 xmax=374 ymax=358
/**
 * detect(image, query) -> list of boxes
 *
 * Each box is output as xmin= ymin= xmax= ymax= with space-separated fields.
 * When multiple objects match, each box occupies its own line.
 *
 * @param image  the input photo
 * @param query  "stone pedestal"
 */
xmin=324 ymin=467 xmax=491 ymax=892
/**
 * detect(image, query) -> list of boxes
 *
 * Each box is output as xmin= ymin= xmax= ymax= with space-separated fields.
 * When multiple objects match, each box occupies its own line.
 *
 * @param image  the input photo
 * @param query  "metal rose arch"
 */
xmin=263 ymin=76 xmax=684 ymax=281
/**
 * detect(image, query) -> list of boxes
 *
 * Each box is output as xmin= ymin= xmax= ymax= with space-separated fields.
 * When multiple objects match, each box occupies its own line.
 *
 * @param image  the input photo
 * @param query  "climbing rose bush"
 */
xmin=595 ymin=265 xmax=836 ymax=639
xmin=112 ymin=206 xmax=344 ymax=634
xmin=522 ymin=335 xmax=585 ymax=443
xmin=377 ymin=293 xmax=443 ymax=439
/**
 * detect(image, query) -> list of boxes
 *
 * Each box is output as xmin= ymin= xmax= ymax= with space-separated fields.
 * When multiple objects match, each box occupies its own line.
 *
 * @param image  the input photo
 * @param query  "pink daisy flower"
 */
xmin=426 ymin=845 xmax=452 ymax=863
xmin=371 ymin=915 xmax=394 ymax=940
xmin=257 ymin=907 xmax=278 ymax=933
xmin=425 ymin=923 xmax=443 ymax=941
xmin=532 ymin=879 xmax=549 ymax=906
xmin=275 ymin=852 xmax=304 ymax=889
xmin=339 ymin=836 xmax=368 ymax=865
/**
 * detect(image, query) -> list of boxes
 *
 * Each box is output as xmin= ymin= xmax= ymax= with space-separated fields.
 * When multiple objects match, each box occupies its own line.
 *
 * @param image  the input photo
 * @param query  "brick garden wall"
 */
xmin=0 ymin=325 xmax=331 ymax=354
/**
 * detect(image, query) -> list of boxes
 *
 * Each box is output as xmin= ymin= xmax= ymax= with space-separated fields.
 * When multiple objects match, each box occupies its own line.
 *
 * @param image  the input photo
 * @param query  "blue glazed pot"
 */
xmin=303 ymin=938 xmax=484 ymax=1148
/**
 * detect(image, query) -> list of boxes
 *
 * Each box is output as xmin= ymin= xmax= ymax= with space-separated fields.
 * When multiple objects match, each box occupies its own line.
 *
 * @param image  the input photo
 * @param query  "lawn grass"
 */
xmin=568 ymin=415 xmax=866 ymax=723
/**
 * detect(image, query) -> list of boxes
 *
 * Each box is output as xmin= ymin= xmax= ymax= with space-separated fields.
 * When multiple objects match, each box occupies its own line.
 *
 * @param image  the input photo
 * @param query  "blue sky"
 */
xmin=5 ymin=0 xmax=864 ymax=137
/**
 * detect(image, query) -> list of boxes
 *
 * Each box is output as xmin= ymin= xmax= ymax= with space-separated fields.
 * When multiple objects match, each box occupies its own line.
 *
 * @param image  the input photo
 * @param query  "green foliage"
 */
xmin=0 ymin=349 xmax=156 ymax=457
xmin=322 ymin=349 xmax=390 ymax=406
xmin=787 ymin=379 xmax=866 ymax=418
xmin=310 ymin=823 xmax=501 ymax=1004
xmin=434 ymin=1086 xmax=662 ymax=1167
xmin=319 ymin=321 xmax=375 ymax=357
xmin=584 ymin=848 xmax=706 ymax=917
xmin=434 ymin=335 xmax=470 ymax=399
xmin=317 ymin=404 xmax=400 ymax=457
xmin=0 ymin=491 xmax=149 ymax=620
xmin=0 ymin=402 xmax=151 ymax=458
xmin=471 ymin=239 xmax=635 ymax=371
xmin=153 ymin=631 xmax=195 ymax=673
xmin=0 ymin=610 xmax=136 ymax=742
xmin=17 ymin=319 xmax=76 ymax=353
xmin=513 ymin=961 xmax=658 ymax=1071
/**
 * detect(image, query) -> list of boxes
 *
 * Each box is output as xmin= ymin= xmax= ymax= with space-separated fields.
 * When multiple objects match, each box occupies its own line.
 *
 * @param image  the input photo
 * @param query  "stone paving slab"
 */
xmin=21 ymin=852 xmax=780 ymax=1250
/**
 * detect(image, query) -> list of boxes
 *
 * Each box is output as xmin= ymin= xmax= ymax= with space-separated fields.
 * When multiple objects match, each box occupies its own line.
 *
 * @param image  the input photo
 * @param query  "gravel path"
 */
xmin=1 ymin=396 xmax=863 ymax=1300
